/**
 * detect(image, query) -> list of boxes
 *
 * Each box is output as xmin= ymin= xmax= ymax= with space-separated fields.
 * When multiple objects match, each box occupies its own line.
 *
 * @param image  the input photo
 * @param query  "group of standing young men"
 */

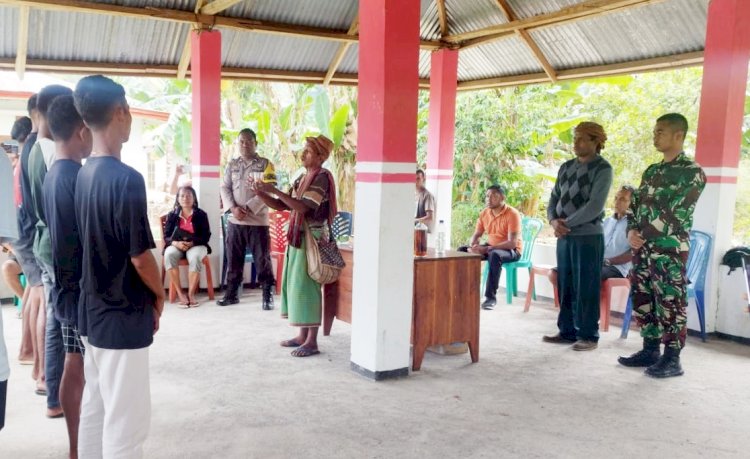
xmin=544 ymin=115 xmax=706 ymax=379
xmin=7 ymin=76 xmax=163 ymax=458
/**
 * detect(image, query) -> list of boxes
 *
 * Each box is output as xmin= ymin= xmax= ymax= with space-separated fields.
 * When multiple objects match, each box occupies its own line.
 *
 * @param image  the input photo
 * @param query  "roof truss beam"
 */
xmin=436 ymin=0 xmax=448 ymax=37
xmin=14 ymin=5 xmax=29 ymax=79
xmin=323 ymin=16 xmax=359 ymax=86
xmin=493 ymin=0 xmax=557 ymax=82
xmin=457 ymin=51 xmax=703 ymax=91
xmin=446 ymin=0 xmax=666 ymax=47
xmin=200 ymin=0 xmax=244 ymax=16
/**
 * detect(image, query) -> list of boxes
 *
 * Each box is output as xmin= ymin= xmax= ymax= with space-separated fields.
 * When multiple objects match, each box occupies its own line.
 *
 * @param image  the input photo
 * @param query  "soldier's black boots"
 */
xmin=262 ymin=284 xmax=274 ymax=310
xmin=618 ymin=338 xmax=660 ymax=367
xmin=645 ymin=347 xmax=684 ymax=378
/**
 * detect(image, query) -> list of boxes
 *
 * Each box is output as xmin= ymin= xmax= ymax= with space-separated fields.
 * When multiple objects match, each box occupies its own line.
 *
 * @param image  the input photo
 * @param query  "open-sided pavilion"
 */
xmin=0 ymin=0 xmax=748 ymax=379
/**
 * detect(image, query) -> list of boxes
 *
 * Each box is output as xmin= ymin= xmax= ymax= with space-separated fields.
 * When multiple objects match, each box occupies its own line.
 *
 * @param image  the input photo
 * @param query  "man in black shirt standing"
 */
xmin=73 ymin=75 xmax=164 ymax=458
xmin=43 ymin=94 xmax=92 ymax=459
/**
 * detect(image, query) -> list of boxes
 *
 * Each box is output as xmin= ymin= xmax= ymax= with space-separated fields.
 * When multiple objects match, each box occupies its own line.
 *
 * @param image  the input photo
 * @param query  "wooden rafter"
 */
xmin=0 ymin=0 xmax=441 ymax=50
xmin=176 ymin=0 xmax=206 ymax=80
xmin=494 ymin=0 xmax=556 ymax=82
xmin=323 ymin=16 xmax=359 ymax=86
xmin=0 ymin=50 xmax=701 ymax=93
xmin=436 ymin=0 xmax=448 ymax=37
xmin=15 ymin=5 xmax=29 ymax=79
xmin=457 ymin=51 xmax=703 ymax=91
xmin=200 ymin=0 xmax=244 ymax=16
xmin=445 ymin=0 xmax=666 ymax=46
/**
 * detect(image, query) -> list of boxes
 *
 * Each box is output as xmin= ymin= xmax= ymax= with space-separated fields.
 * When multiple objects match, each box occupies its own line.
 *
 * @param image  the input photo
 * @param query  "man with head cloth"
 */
xmin=543 ymin=122 xmax=613 ymax=351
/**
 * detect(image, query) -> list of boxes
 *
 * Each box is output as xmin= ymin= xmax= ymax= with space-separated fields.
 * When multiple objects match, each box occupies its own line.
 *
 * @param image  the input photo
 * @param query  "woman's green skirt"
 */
xmin=280 ymin=231 xmax=322 ymax=327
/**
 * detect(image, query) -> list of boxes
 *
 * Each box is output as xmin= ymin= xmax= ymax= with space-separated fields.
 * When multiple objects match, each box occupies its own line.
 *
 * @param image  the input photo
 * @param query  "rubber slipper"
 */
xmin=189 ymin=300 xmax=201 ymax=308
xmin=280 ymin=339 xmax=303 ymax=348
xmin=291 ymin=347 xmax=320 ymax=357
xmin=177 ymin=303 xmax=190 ymax=309
xmin=35 ymin=388 xmax=47 ymax=396
xmin=46 ymin=411 xmax=64 ymax=419
xmin=18 ymin=359 xmax=33 ymax=365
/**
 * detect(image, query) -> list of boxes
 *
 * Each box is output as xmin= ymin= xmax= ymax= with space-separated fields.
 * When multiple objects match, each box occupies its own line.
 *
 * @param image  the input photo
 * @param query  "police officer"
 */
xmin=218 ymin=128 xmax=276 ymax=310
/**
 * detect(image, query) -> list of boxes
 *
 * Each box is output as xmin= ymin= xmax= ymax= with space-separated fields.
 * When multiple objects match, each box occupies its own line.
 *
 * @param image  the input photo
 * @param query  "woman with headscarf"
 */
xmin=163 ymin=186 xmax=212 ymax=307
xmin=254 ymin=135 xmax=337 ymax=357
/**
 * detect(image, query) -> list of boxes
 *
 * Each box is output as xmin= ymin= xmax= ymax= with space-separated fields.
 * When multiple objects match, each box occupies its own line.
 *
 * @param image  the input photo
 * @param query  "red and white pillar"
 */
xmin=425 ymin=49 xmax=459 ymax=247
xmin=190 ymin=29 xmax=222 ymax=285
xmin=692 ymin=0 xmax=750 ymax=334
xmin=350 ymin=0 xmax=421 ymax=379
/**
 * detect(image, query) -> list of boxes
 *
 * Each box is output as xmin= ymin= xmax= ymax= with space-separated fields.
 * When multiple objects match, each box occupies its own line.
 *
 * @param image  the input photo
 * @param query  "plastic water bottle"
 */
xmin=436 ymin=220 xmax=446 ymax=255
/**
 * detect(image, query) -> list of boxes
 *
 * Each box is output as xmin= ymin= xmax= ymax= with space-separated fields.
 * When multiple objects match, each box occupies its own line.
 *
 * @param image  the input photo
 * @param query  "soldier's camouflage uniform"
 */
xmin=627 ymin=152 xmax=706 ymax=349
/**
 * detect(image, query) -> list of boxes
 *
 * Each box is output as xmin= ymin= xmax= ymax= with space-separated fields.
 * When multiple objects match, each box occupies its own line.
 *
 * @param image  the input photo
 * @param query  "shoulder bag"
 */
xmin=304 ymin=220 xmax=345 ymax=284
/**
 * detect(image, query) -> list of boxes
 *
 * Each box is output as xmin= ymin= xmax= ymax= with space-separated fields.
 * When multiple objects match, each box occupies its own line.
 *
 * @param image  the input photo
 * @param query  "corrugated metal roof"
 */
xmin=529 ymin=0 xmax=707 ymax=70
xmin=0 ymin=0 xmax=712 ymax=88
xmin=223 ymin=0 xmax=358 ymax=30
xmin=446 ymin=0 xmax=510 ymax=35
xmin=0 ymin=6 xmax=19 ymax=59
xmin=89 ymin=0 xmax=197 ymax=11
xmin=459 ymin=35 xmax=544 ymax=81
xmin=506 ymin=0 xmax=587 ymax=19
xmin=221 ymin=28 xmax=341 ymax=72
xmin=27 ymin=8 xmax=187 ymax=65
xmin=420 ymin=1 xmax=442 ymax=41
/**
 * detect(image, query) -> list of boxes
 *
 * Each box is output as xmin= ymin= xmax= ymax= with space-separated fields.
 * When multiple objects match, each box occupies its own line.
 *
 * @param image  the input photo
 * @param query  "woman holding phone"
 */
xmin=163 ymin=186 xmax=212 ymax=307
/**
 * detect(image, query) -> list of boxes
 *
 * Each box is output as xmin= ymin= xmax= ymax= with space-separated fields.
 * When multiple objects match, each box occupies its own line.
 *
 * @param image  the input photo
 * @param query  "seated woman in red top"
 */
xmin=163 ymin=186 xmax=211 ymax=307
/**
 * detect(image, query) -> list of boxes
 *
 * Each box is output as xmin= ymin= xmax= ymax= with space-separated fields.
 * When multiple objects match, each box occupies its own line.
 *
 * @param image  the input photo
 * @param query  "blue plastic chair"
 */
xmin=220 ymin=212 xmax=256 ymax=290
xmin=620 ymin=230 xmax=712 ymax=341
xmin=332 ymin=211 xmax=353 ymax=240
xmin=480 ymin=217 xmax=544 ymax=304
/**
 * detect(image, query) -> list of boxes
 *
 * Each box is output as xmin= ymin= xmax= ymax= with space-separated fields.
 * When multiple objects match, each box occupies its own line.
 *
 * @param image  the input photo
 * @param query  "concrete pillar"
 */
xmin=190 ymin=29 xmax=222 ymax=287
xmin=425 ymin=49 xmax=459 ymax=248
xmin=692 ymin=0 xmax=750 ymax=334
xmin=350 ymin=0 xmax=421 ymax=380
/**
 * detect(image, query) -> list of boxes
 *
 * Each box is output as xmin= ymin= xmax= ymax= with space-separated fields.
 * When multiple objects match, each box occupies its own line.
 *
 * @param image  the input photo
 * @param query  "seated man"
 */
xmin=548 ymin=184 xmax=634 ymax=283
xmin=458 ymin=185 xmax=522 ymax=310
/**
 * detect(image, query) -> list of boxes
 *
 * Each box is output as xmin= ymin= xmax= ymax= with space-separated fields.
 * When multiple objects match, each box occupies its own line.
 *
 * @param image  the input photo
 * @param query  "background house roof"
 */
xmin=0 ymin=0 xmax=708 ymax=89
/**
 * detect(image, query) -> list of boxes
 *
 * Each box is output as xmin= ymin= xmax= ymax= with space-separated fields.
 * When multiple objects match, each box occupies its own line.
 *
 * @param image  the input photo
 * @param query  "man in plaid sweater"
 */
xmin=543 ymin=122 xmax=613 ymax=351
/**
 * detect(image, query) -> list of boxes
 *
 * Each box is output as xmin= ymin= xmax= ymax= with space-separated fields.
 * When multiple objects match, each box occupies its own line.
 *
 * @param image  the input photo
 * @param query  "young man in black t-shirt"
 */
xmin=12 ymin=94 xmax=46 ymax=392
xmin=73 ymin=75 xmax=164 ymax=458
xmin=43 ymin=94 xmax=92 ymax=459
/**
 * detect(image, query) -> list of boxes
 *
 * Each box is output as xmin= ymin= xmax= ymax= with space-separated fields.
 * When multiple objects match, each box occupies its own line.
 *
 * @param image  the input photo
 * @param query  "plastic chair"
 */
xmin=219 ymin=212 xmax=257 ymax=290
xmin=620 ymin=230 xmax=712 ymax=341
xmin=160 ymin=214 xmax=215 ymax=303
xmin=599 ymin=277 xmax=630 ymax=332
xmin=269 ymin=210 xmax=291 ymax=295
xmin=523 ymin=264 xmax=559 ymax=312
xmin=484 ymin=217 xmax=543 ymax=304
xmin=332 ymin=211 xmax=353 ymax=240
xmin=14 ymin=273 xmax=26 ymax=316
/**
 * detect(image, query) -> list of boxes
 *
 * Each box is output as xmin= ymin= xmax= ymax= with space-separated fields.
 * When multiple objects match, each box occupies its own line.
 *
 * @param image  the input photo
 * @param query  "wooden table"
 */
xmin=323 ymin=247 xmax=481 ymax=371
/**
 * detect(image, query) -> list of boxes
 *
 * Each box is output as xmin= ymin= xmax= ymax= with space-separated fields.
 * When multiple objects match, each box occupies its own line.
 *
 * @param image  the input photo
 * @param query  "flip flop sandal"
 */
xmin=35 ymin=388 xmax=47 ymax=396
xmin=189 ymin=301 xmax=201 ymax=308
xmin=280 ymin=339 xmax=303 ymax=348
xmin=291 ymin=347 xmax=320 ymax=357
xmin=47 ymin=411 xmax=64 ymax=419
xmin=177 ymin=303 xmax=190 ymax=309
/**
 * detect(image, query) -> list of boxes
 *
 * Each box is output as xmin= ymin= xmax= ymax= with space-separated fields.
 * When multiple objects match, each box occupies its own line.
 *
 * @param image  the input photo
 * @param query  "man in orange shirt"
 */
xmin=458 ymin=185 xmax=522 ymax=310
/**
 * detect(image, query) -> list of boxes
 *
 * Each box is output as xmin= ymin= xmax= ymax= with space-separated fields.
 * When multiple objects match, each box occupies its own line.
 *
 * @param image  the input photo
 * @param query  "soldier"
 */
xmin=618 ymin=113 xmax=706 ymax=378
xmin=218 ymin=128 xmax=277 ymax=310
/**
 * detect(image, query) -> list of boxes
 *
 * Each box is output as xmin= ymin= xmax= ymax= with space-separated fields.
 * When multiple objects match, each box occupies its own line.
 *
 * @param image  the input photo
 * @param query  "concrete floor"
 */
xmin=2 ymin=291 xmax=750 ymax=458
